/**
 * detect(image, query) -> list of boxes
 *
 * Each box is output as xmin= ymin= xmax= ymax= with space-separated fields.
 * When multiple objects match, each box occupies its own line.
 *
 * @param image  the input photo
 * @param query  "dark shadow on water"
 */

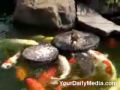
xmin=11 ymin=21 xmax=70 ymax=38
xmin=0 ymin=68 xmax=25 ymax=90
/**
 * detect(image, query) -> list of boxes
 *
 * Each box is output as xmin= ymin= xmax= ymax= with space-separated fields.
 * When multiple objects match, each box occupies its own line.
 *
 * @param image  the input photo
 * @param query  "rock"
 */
xmin=22 ymin=43 xmax=59 ymax=63
xmin=52 ymin=29 xmax=100 ymax=51
xmin=13 ymin=0 xmax=76 ymax=30
xmin=77 ymin=3 xmax=120 ymax=36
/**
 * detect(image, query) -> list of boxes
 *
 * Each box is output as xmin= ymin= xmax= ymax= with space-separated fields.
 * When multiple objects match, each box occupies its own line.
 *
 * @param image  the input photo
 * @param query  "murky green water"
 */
xmin=0 ymin=20 xmax=120 ymax=90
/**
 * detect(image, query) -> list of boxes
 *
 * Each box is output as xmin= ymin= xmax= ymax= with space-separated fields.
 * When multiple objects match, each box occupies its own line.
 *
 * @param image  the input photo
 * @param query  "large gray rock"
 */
xmin=77 ymin=4 xmax=120 ymax=35
xmin=13 ymin=0 xmax=76 ymax=30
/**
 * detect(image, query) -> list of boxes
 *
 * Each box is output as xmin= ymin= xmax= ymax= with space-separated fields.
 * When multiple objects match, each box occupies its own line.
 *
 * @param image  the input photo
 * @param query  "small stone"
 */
xmin=22 ymin=43 xmax=59 ymax=63
xmin=52 ymin=29 xmax=100 ymax=51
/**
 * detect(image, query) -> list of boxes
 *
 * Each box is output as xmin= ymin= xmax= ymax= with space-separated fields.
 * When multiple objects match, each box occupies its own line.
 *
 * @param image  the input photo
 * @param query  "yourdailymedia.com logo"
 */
xmin=59 ymin=81 xmax=117 ymax=87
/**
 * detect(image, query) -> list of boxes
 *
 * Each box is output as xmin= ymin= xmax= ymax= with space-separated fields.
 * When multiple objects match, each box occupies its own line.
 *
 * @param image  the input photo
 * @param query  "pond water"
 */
xmin=0 ymin=18 xmax=120 ymax=90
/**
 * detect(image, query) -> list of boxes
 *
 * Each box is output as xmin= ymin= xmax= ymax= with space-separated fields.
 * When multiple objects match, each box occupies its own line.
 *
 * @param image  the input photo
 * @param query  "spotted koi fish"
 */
xmin=88 ymin=49 xmax=117 ymax=80
xmin=1 ymin=51 xmax=21 ymax=69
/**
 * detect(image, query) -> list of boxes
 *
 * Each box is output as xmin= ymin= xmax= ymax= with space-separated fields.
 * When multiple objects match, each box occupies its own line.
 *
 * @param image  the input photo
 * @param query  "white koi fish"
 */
xmin=51 ymin=55 xmax=71 ymax=84
xmin=58 ymin=55 xmax=71 ymax=79
xmin=1 ymin=51 xmax=21 ymax=69
xmin=88 ymin=49 xmax=117 ymax=81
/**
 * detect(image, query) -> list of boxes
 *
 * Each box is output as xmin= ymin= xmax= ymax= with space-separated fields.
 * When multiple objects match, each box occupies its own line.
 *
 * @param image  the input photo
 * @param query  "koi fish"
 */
xmin=1 ymin=51 xmax=21 ymax=69
xmin=51 ymin=55 xmax=71 ymax=84
xmin=15 ymin=66 xmax=28 ymax=81
xmin=57 ymin=55 xmax=71 ymax=80
xmin=38 ymin=67 xmax=57 ymax=86
xmin=26 ymin=78 xmax=45 ymax=90
xmin=88 ymin=49 xmax=117 ymax=80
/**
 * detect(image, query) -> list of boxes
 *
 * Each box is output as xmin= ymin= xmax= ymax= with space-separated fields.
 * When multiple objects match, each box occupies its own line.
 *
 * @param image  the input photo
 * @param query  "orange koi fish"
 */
xmin=15 ymin=66 xmax=28 ymax=81
xmin=1 ymin=51 xmax=21 ymax=69
xmin=26 ymin=78 xmax=45 ymax=90
xmin=38 ymin=67 xmax=57 ymax=86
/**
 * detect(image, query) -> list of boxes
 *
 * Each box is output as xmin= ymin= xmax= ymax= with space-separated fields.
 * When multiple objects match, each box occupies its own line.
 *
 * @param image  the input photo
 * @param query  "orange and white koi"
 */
xmin=15 ymin=66 xmax=28 ymax=81
xmin=26 ymin=78 xmax=45 ymax=90
xmin=1 ymin=51 xmax=21 ymax=69
xmin=88 ymin=49 xmax=117 ymax=80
